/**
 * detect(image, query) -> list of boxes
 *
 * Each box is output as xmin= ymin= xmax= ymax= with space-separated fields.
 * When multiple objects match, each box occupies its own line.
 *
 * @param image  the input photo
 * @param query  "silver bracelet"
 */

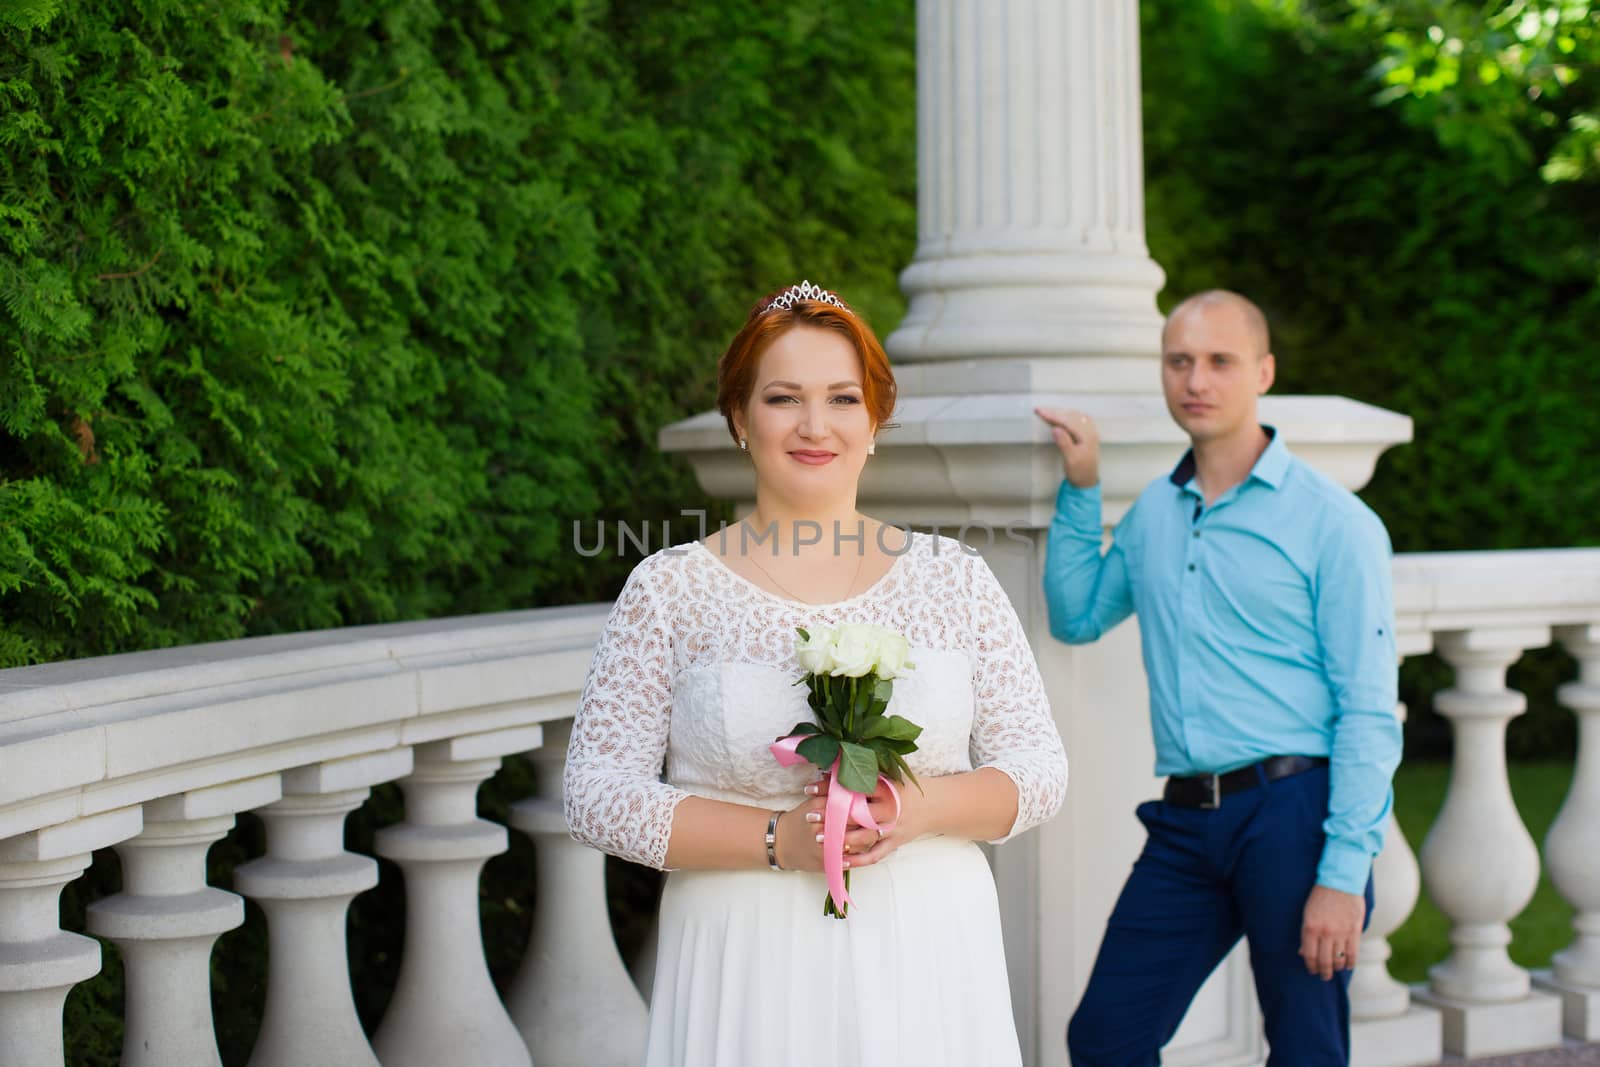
xmin=765 ymin=810 xmax=784 ymax=870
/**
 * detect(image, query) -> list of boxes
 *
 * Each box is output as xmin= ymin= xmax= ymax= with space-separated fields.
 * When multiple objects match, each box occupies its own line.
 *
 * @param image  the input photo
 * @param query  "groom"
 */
xmin=1036 ymin=290 xmax=1401 ymax=1066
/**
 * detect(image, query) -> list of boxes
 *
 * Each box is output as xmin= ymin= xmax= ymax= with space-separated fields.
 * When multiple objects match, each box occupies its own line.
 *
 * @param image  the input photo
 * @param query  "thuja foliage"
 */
xmin=0 ymin=0 xmax=916 ymax=669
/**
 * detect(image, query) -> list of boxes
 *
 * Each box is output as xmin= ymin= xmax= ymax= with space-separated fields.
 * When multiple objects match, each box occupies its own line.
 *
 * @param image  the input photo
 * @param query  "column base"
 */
xmin=1410 ymin=983 xmax=1563 ymax=1058
xmin=1349 ymin=1003 xmax=1442 ymax=1067
xmin=1532 ymin=969 xmax=1600 ymax=1041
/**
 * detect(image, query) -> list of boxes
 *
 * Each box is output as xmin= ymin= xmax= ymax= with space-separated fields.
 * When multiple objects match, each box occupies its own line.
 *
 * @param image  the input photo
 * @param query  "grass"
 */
xmin=1385 ymin=760 xmax=1577 ymax=983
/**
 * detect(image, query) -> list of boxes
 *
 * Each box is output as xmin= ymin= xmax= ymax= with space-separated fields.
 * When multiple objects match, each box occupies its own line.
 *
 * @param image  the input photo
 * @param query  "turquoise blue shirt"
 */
xmin=1044 ymin=428 xmax=1401 ymax=895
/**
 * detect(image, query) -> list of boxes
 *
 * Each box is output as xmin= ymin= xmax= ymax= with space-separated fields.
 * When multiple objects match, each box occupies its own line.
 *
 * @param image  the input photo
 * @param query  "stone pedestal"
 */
xmin=1410 ymin=985 xmax=1564 ymax=1059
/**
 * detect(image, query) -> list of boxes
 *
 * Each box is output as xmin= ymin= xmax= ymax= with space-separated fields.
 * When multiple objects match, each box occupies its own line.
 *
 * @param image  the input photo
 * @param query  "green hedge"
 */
xmin=0 ymin=0 xmax=917 ymax=668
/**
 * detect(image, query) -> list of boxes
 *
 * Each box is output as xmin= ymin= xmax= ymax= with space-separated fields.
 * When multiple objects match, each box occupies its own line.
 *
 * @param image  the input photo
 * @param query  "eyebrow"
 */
xmin=1162 ymin=350 xmax=1244 ymax=360
xmin=762 ymin=379 xmax=863 ymax=390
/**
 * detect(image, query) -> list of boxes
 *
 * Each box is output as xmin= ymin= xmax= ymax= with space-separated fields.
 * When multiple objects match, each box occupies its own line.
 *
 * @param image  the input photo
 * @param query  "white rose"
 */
xmin=873 ymin=629 xmax=912 ymax=679
xmin=828 ymin=623 xmax=878 ymax=678
xmin=796 ymin=627 xmax=837 ymax=675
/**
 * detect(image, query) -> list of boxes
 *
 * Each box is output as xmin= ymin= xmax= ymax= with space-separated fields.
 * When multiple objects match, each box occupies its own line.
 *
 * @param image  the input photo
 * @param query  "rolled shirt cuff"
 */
xmin=1317 ymin=836 xmax=1375 ymax=896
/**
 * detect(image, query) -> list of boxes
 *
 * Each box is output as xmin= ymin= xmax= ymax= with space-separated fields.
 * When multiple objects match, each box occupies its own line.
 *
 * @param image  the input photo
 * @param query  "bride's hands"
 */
xmin=780 ymin=773 xmax=926 ymax=872
xmin=773 ymin=774 xmax=889 ymax=872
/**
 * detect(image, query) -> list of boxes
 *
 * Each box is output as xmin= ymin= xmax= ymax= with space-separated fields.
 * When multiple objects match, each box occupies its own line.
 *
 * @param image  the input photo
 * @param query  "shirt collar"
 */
xmin=1169 ymin=426 xmax=1289 ymax=492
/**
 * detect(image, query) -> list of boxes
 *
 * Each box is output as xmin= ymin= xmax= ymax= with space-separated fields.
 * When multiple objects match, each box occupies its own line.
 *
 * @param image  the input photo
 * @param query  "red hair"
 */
xmin=716 ymin=288 xmax=897 ymax=444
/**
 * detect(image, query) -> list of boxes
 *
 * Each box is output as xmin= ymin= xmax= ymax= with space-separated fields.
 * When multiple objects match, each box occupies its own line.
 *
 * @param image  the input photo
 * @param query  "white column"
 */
xmin=887 ymin=0 xmax=1165 ymax=379
xmin=236 ymin=749 xmax=413 ymax=1067
xmin=505 ymin=720 xmax=648 ymax=1065
xmin=87 ymin=775 xmax=282 ymax=1067
xmin=371 ymin=727 xmax=542 ymax=1067
xmin=1349 ymin=691 xmax=1442 ymax=1067
xmin=1533 ymin=623 xmax=1600 ymax=1038
xmin=0 ymin=808 xmax=142 ymax=1067
xmin=1413 ymin=628 xmax=1562 ymax=1057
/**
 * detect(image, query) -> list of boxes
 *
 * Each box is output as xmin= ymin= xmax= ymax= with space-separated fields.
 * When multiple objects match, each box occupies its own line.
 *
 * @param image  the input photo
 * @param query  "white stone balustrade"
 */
xmin=506 ymin=718 xmax=650 ymax=1066
xmin=1 ymin=556 xmax=1599 ymax=1066
xmin=1535 ymin=624 xmax=1600 ymax=1038
xmin=0 ymin=607 xmax=607 ymax=1067
xmin=1384 ymin=549 xmax=1600 ymax=1062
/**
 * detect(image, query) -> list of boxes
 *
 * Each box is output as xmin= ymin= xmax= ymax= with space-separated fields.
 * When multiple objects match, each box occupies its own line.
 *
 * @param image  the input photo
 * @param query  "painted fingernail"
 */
xmin=842 ymin=859 xmax=851 ymax=869
xmin=815 ymin=833 xmax=825 ymax=843
xmin=803 ymin=785 xmax=816 ymax=796
xmin=805 ymin=812 xmax=821 ymax=823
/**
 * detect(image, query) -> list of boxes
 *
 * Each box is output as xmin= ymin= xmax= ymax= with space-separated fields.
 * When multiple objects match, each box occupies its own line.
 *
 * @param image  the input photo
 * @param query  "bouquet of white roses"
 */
xmin=771 ymin=623 xmax=922 ymax=918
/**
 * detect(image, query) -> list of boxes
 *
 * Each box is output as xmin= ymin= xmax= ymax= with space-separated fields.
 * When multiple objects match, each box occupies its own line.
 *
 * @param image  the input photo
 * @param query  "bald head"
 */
xmin=1163 ymin=290 xmax=1271 ymax=360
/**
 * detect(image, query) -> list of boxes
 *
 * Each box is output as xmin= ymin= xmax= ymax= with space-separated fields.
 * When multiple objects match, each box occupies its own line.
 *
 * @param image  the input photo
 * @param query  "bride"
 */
xmin=563 ymin=281 xmax=1067 ymax=1066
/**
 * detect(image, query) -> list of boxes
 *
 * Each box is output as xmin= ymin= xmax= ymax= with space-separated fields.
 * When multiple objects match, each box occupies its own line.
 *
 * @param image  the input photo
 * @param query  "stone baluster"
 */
xmin=371 ymin=727 xmax=543 ymax=1067
xmin=235 ymin=748 xmax=413 ymax=1067
xmin=1533 ymin=624 xmax=1600 ymax=1039
xmin=505 ymin=719 xmax=649 ymax=1065
xmin=86 ymin=775 xmax=282 ymax=1067
xmin=0 ymin=808 xmax=142 ymax=1067
xmin=1349 ymin=684 xmax=1442 ymax=1066
xmin=1413 ymin=628 xmax=1562 ymax=1057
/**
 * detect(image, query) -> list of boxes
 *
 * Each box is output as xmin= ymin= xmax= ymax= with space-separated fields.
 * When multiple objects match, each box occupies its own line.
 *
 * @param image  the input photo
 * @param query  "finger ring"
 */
xmin=1335 ymin=952 xmax=1346 ymax=959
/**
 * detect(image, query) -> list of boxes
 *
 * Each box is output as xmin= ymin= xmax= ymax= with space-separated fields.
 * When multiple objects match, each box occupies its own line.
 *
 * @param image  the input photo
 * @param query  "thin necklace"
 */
xmin=740 ymin=522 xmax=867 ymax=605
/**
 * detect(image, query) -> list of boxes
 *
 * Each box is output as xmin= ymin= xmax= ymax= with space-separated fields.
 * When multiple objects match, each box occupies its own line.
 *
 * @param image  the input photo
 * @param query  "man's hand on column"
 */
xmin=1035 ymin=407 xmax=1101 ymax=489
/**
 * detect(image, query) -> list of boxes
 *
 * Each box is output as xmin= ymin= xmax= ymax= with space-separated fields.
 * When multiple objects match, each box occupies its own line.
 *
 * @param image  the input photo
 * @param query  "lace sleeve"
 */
xmin=966 ymin=552 xmax=1068 ymax=842
xmin=563 ymin=558 xmax=690 ymax=869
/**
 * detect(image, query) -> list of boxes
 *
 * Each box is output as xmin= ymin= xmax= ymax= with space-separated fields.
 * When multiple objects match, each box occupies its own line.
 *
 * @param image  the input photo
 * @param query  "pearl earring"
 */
xmin=867 ymin=440 xmax=876 ymax=456
xmin=739 ymin=438 xmax=748 ymax=451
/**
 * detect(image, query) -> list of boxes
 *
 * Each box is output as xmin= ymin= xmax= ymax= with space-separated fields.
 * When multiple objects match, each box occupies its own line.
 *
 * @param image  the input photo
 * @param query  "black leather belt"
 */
xmin=1164 ymin=755 xmax=1328 ymax=810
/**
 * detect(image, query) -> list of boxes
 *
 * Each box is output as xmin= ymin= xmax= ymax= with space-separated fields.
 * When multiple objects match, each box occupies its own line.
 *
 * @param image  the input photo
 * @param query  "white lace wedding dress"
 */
xmin=564 ymin=532 xmax=1068 ymax=1067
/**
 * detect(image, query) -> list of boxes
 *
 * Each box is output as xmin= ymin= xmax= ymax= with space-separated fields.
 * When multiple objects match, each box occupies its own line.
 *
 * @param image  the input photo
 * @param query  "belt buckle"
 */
xmin=1200 ymin=774 xmax=1221 ymax=810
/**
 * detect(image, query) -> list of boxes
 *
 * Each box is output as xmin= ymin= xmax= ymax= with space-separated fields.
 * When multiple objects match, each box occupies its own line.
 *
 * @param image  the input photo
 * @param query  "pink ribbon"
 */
xmin=771 ymin=735 xmax=902 ymax=912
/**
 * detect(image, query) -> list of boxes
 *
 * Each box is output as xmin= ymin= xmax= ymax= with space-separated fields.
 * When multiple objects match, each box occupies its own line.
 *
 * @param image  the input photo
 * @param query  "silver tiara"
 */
xmin=763 ymin=280 xmax=848 ymax=314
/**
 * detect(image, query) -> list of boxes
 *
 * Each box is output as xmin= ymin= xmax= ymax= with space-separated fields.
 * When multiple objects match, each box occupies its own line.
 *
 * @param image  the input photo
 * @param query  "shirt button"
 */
xmin=1187 ymin=563 xmax=1196 ymax=572
xmin=1192 ymin=530 xmax=1201 ymax=538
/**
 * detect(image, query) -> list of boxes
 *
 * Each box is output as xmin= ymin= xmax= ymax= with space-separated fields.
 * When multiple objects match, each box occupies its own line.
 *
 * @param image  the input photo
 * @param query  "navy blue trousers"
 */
xmin=1067 ymin=765 xmax=1373 ymax=1066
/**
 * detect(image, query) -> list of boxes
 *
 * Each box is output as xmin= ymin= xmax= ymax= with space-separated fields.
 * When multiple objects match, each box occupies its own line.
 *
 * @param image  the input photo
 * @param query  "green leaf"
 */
xmin=883 ymin=750 xmax=923 ymax=793
xmin=796 ymin=734 xmax=840 ymax=770
xmin=778 ymin=721 xmax=821 ymax=739
xmin=836 ymin=740 xmax=879 ymax=794
xmin=863 ymin=714 xmax=922 ymax=743
xmin=873 ymin=678 xmax=894 ymax=705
